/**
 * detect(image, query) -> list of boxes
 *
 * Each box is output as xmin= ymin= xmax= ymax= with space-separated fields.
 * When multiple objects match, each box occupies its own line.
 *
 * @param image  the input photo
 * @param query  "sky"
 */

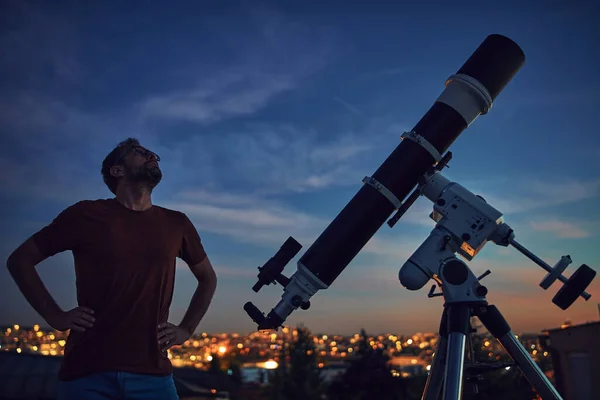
xmin=0 ymin=0 xmax=599 ymax=337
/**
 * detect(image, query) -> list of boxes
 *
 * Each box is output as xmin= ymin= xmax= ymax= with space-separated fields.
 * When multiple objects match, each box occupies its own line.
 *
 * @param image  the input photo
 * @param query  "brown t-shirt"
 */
xmin=31 ymin=198 xmax=207 ymax=381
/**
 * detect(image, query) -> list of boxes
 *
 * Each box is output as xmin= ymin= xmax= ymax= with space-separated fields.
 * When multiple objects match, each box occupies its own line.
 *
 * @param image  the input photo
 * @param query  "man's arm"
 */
xmin=7 ymin=238 xmax=64 ymax=324
xmin=6 ymin=203 xmax=95 ymax=332
xmin=178 ymin=256 xmax=218 ymax=335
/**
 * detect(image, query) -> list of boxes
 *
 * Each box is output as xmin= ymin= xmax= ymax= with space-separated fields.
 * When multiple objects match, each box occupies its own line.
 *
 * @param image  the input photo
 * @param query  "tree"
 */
xmin=280 ymin=325 xmax=324 ymax=400
xmin=209 ymin=353 xmax=223 ymax=373
xmin=228 ymin=360 xmax=244 ymax=384
xmin=263 ymin=325 xmax=324 ymax=400
xmin=263 ymin=343 xmax=289 ymax=400
xmin=327 ymin=328 xmax=407 ymax=400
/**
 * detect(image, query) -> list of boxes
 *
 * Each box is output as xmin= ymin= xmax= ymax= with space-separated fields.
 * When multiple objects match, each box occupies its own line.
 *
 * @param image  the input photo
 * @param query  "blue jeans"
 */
xmin=57 ymin=371 xmax=179 ymax=400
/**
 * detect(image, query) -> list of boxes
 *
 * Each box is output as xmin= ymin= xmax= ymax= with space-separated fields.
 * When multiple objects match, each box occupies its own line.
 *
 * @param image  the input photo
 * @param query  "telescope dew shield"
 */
xmin=299 ymin=34 xmax=525 ymax=286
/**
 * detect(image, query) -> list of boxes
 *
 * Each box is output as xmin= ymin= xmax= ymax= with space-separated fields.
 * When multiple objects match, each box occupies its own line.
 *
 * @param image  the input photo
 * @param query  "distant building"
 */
xmin=540 ymin=320 xmax=600 ymax=400
xmin=388 ymin=355 xmax=428 ymax=377
xmin=318 ymin=362 xmax=348 ymax=383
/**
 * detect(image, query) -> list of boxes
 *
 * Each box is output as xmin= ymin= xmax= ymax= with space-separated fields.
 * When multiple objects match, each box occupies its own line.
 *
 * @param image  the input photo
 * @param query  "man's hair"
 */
xmin=101 ymin=138 xmax=140 ymax=194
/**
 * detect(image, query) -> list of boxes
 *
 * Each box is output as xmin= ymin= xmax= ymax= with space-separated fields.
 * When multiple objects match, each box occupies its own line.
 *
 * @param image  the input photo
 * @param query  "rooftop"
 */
xmin=0 ymin=352 xmax=236 ymax=400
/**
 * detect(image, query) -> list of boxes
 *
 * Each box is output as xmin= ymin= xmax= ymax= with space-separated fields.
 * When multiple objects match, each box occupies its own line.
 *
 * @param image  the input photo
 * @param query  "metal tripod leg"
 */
xmin=442 ymin=304 xmax=471 ymax=400
xmin=422 ymin=310 xmax=448 ymax=400
xmin=477 ymin=305 xmax=563 ymax=400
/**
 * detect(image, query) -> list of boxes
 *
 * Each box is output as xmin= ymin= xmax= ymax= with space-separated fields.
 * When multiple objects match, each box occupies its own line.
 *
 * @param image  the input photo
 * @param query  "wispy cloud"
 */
xmin=333 ymin=96 xmax=364 ymax=117
xmin=0 ymin=5 xmax=354 ymax=203
xmin=463 ymin=177 xmax=600 ymax=216
xmin=0 ymin=95 xmax=143 ymax=205
xmin=137 ymin=9 xmax=336 ymax=126
xmin=362 ymin=234 xmax=429 ymax=262
xmin=505 ymin=87 xmax=597 ymax=109
xmin=164 ymin=190 xmax=329 ymax=248
xmin=358 ymin=66 xmax=410 ymax=82
xmin=149 ymin=122 xmax=393 ymax=197
xmin=164 ymin=188 xmax=430 ymax=261
xmin=530 ymin=219 xmax=591 ymax=239
xmin=373 ymin=67 xmax=408 ymax=76
xmin=139 ymin=71 xmax=297 ymax=125
xmin=175 ymin=259 xmax=255 ymax=279
xmin=0 ymin=1 xmax=83 ymax=93
xmin=541 ymin=1 xmax=600 ymax=23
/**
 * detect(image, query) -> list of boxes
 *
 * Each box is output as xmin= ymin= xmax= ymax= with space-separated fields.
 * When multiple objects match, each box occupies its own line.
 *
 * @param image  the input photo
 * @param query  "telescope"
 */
xmin=244 ymin=34 xmax=596 ymax=400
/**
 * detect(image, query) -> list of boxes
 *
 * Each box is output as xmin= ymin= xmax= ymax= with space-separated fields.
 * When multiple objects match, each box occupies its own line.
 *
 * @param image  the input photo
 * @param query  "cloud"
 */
xmin=0 ymin=1 xmax=83 ymax=93
xmin=164 ymin=190 xmax=329 ymax=248
xmin=138 ymin=70 xmax=297 ymax=125
xmin=530 ymin=219 xmax=591 ymax=239
xmin=164 ymin=188 xmax=430 ymax=261
xmin=462 ymin=177 xmax=600 ymax=216
xmin=175 ymin=259 xmax=255 ymax=279
xmin=137 ymin=9 xmax=336 ymax=126
xmin=372 ymin=67 xmax=409 ymax=76
xmin=0 ymin=3 xmax=415 ymax=206
xmin=505 ymin=87 xmax=597 ymax=110
xmin=362 ymin=233 xmax=429 ymax=263
xmin=0 ymin=94 xmax=142 ymax=205
xmin=0 ymin=97 xmax=404 ymax=208
xmin=333 ymin=96 xmax=365 ymax=117
xmin=149 ymin=121 xmax=398 ymax=198
xmin=0 ymin=4 xmax=351 ymax=204
xmin=541 ymin=1 xmax=600 ymax=23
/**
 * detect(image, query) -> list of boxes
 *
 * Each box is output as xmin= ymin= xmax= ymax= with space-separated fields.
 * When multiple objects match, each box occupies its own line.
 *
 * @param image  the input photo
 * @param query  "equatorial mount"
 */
xmin=393 ymin=146 xmax=595 ymax=311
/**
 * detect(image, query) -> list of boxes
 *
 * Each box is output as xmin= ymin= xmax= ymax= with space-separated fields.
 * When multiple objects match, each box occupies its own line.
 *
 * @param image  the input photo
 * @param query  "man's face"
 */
xmin=120 ymin=144 xmax=162 ymax=189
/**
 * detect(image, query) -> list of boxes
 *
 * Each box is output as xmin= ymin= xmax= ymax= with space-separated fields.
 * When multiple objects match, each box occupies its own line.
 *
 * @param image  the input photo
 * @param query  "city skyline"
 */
xmin=1 ymin=1 xmax=599 ymax=336
xmin=0 ymin=322 xmax=547 ymax=363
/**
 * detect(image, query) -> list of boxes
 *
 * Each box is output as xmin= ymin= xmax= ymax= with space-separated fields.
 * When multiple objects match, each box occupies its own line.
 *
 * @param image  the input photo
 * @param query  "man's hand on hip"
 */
xmin=157 ymin=322 xmax=192 ymax=352
xmin=47 ymin=306 xmax=95 ymax=332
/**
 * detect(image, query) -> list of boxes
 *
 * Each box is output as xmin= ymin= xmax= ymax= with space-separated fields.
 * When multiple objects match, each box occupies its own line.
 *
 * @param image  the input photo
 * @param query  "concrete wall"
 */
xmin=546 ymin=322 xmax=600 ymax=400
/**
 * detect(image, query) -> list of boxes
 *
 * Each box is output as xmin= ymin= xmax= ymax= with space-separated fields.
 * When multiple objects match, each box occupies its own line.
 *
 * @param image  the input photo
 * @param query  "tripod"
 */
xmin=420 ymin=265 xmax=563 ymax=400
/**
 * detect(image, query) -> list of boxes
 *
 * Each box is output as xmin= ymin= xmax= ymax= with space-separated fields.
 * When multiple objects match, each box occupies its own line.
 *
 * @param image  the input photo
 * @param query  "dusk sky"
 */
xmin=1 ymin=0 xmax=599 ymax=336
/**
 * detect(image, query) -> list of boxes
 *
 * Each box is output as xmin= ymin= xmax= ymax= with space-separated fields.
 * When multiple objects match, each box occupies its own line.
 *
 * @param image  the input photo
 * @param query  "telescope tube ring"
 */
xmin=362 ymin=176 xmax=403 ymax=209
xmin=400 ymin=130 xmax=443 ymax=162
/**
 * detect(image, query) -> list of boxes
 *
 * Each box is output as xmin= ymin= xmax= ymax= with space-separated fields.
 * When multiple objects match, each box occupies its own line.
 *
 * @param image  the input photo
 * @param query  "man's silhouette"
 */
xmin=7 ymin=138 xmax=217 ymax=399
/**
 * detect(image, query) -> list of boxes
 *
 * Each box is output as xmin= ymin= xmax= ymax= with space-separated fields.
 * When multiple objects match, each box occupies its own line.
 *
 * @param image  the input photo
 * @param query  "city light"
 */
xmin=0 ymin=323 xmax=553 ymax=380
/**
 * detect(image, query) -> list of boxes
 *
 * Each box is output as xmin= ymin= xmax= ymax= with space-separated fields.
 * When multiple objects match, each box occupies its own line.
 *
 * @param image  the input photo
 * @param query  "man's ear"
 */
xmin=110 ymin=165 xmax=124 ymax=178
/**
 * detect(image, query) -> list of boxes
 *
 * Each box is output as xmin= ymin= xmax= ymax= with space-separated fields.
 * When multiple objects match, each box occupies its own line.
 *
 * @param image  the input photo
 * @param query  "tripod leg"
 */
xmin=422 ymin=310 xmax=448 ymax=400
xmin=443 ymin=304 xmax=471 ymax=400
xmin=423 ymin=335 xmax=447 ymax=400
xmin=478 ymin=305 xmax=563 ymax=400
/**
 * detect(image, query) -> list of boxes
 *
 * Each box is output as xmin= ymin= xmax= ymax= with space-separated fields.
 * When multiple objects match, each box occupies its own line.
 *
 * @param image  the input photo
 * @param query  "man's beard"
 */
xmin=125 ymin=163 xmax=162 ymax=190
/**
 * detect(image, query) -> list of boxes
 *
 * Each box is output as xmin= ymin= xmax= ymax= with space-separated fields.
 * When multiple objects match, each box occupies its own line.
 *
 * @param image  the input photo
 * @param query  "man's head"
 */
xmin=101 ymin=138 xmax=162 ymax=195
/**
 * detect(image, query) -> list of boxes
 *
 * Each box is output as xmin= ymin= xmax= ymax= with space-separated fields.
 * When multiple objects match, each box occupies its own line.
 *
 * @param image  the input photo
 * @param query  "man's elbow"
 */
xmin=203 ymin=266 xmax=217 ymax=293
xmin=6 ymin=251 xmax=31 ymax=276
xmin=6 ymin=239 xmax=43 ymax=272
xmin=207 ymin=267 xmax=217 ymax=288
xmin=6 ymin=251 xmax=18 ymax=272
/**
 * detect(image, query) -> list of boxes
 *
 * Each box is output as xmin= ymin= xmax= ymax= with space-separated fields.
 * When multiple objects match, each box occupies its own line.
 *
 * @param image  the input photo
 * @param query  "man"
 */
xmin=6 ymin=138 xmax=217 ymax=399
